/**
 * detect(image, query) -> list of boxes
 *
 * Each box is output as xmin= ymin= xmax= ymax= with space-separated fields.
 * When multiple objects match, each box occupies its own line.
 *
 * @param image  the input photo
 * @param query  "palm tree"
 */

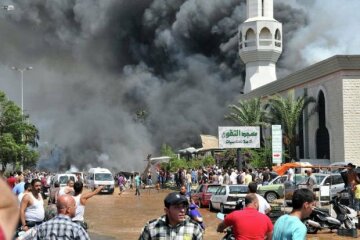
xmin=265 ymin=93 xmax=315 ymax=162
xmin=225 ymin=97 xmax=268 ymax=127
xmin=225 ymin=98 xmax=269 ymax=168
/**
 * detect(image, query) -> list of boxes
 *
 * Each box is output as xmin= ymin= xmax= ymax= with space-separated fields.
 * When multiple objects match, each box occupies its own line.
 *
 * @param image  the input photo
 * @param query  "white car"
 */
xmin=209 ymin=184 xmax=248 ymax=213
xmin=285 ymin=173 xmax=345 ymax=205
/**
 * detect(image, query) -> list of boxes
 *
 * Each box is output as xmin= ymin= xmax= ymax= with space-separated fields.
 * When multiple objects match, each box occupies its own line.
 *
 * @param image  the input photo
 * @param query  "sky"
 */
xmin=0 ymin=0 xmax=359 ymax=171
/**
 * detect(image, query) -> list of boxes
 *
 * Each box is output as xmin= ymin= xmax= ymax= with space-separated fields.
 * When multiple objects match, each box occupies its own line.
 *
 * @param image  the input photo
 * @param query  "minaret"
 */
xmin=239 ymin=0 xmax=282 ymax=93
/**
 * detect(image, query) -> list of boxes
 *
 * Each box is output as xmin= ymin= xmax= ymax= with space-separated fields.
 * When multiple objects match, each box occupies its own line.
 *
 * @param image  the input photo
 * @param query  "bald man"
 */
xmin=217 ymin=194 xmax=273 ymax=240
xmin=24 ymin=195 xmax=89 ymax=239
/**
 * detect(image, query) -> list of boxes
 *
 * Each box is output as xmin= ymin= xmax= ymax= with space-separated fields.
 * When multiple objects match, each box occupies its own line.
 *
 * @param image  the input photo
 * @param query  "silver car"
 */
xmin=285 ymin=173 xmax=345 ymax=205
xmin=209 ymin=184 xmax=248 ymax=213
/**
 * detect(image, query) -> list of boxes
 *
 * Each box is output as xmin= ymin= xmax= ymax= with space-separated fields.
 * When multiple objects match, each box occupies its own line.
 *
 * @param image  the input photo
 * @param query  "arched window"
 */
xmin=259 ymin=27 xmax=271 ymax=46
xmin=316 ymin=91 xmax=330 ymax=159
xmin=275 ymin=29 xmax=281 ymax=47
xmin=245 ymin=28 xmax=256 ymax=47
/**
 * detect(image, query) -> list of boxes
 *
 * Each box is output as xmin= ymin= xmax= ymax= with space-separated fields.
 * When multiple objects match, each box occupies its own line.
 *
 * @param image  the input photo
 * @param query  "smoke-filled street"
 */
xmin=84 ymin=188 xmax=358 ymax=240
xmin=85 ymin=188 xmax=223 ymax=240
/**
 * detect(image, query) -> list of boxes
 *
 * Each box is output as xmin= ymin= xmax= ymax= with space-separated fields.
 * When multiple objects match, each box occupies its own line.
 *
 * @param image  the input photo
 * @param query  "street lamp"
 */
xmin=11 ymin=66 xmax=33 ymax=117
xmin=11 ymin=66 xmax=33 ymax=171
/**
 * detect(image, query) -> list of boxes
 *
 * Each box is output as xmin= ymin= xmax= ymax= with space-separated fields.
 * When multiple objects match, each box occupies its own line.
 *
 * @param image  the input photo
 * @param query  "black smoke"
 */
xmin=0 ymin=0 xmax=313 ymax=171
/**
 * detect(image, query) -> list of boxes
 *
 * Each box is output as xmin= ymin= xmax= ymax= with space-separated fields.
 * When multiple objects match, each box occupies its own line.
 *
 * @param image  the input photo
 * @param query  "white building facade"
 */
xmin=238 ymin=1 xmax=360 ymax=165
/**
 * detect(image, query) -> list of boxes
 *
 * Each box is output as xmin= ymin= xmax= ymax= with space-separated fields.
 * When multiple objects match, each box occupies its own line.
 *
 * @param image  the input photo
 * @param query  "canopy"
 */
xmin=273 ymin=162 xmax=313 ymax=176
xmin=273 ymin=162 xmax=348 ymax=176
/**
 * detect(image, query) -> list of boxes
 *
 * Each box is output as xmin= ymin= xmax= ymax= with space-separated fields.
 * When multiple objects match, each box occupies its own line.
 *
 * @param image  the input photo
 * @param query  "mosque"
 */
xmin=237 ymin=0 xmax=360 ymax=165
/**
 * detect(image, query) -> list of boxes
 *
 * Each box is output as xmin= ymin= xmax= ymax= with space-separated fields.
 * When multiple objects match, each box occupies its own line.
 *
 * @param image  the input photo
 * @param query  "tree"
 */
xmin=0 ymin=90 xmax=39 ymax=170
xmin=225 ymin=97 xmax=268 ymax=127
xmin=225 ymin=97 xmax=270 ymax=167
xmin=265 ymin=93 xmax=315 ymax=162
xmin=0 ymin=133 xmax=19 ymax=170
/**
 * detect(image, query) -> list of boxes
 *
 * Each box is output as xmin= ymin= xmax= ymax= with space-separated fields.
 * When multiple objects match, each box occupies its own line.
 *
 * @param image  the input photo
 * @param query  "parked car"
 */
xmin=209 ymin=184 xmax=248 ymax=213
xmin=191 ymin=184 xmax=221 ymax=208
xmin=257 ymin=175 xmax=288 ymax=203
xmin=285 ymin=173 xmax=345 ymax=206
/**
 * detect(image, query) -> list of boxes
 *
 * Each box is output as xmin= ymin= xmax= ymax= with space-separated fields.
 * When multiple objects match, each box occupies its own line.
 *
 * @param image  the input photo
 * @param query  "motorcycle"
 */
xmin=331 ymin=195 xmax=358 ymax=229
xmin=305 ymin=207 xmax=341 ymax=234
xmin=216 ymin=212 xmax=235 ymax=240
xmin=216 ymin=199 xmax=243 ymax=240
xmin=305 ymin=195 xmax=358 ymax=234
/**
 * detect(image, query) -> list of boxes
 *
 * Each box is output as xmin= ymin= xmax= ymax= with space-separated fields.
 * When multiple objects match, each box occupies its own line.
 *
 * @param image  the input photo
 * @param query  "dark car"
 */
xmin=191 ymin=184 xmax=221 ymax=208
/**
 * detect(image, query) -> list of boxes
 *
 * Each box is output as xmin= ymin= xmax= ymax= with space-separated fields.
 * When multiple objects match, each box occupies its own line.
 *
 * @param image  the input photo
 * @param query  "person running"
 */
xmin=72 ymin=181 xmax=103 ymax=229
xmin=20 ymin=179 xmax=45 ymax=232
xmin=118 ymin=174 xmax=126 ymax=195
xmin=272 ymin=188 xmax=315 ymax=240
xmin=135 ymin=173 xmax=141 ymax=196
xmin=217 ymin=193 xmax=273 ymax=240
xmin=139 ymin=192 xmax=203 ymax=239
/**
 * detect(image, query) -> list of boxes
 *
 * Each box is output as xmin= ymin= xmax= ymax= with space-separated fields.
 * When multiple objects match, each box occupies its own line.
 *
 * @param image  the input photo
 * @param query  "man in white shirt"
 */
xmin=248 ymin=182 xmax=271 ymax=214
xmin=218 ymin=172 xmax=224 ymax=184
xmin=287 ymin=168 xmax=295 ymax=182
xmin=230 ymin=170 xmax=238 ymax=185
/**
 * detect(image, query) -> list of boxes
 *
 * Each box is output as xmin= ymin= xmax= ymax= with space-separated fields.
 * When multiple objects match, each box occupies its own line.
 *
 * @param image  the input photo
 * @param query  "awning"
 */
xmin=200 ymin=134 xmax=219 ymax=150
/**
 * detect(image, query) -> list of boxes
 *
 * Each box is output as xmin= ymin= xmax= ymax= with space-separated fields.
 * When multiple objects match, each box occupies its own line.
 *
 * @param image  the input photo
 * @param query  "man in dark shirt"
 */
xmin=346 ymin=163 xmax=360 ymax=210
xmin=262 ymin=167 xmax=270 ymax=185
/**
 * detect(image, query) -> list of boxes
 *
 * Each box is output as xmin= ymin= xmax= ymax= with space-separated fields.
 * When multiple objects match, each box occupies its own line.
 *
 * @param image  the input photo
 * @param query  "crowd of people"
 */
xmin=0 ymin=170 xmax=103 ymax=239
xmin=1 ymin=161 xmax=359 ymax=240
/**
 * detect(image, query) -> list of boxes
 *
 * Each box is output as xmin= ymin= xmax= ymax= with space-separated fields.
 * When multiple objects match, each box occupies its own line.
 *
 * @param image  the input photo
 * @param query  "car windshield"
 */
xmin=293 ymin=174 xmax=326 ymax=185
xmin=207 ymin=185 xmax=220 ymax=193
xmin=229 ymin=185 xmax=248 ymax=194
xmin=59 ymin=176 xmax=75 ymax=184
xmin=95 ymin=173 xmax=113 ymax=181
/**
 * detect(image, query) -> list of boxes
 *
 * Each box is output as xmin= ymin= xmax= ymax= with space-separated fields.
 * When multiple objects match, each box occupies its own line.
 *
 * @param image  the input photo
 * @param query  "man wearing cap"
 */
xmin=217 ymin=193 xmax=273 ymax=240
xmin=139 ymin=192 xmax=203 ymax=240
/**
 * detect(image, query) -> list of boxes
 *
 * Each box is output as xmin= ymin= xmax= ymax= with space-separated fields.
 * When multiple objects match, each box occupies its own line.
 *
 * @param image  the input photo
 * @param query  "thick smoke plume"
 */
xmin=0 ymin=0 xmax=358 ymax=171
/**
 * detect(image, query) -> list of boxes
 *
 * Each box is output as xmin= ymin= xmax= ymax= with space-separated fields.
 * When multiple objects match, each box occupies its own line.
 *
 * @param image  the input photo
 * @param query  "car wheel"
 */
xmin=209 ymin=202 xmax=214 ymax=212
xmin=265 ymin=191 xmax=278 ymax=203
xmin=220 ymin=204 xmax=226 ymax=213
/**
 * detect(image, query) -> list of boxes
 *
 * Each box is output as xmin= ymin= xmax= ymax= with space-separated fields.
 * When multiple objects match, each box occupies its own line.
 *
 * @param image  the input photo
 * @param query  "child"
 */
xmin=353 ymin=181 xmax=360 ymax=215
xmin=188 ymin=203 xmax=205 ymax=230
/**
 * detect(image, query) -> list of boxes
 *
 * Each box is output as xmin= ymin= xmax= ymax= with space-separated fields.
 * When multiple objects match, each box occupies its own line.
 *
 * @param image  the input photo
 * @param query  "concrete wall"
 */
xmin=295 ymin=72 xmax=345 ymax=163
xmin=343 ymin=78 xmax=360 ymax=165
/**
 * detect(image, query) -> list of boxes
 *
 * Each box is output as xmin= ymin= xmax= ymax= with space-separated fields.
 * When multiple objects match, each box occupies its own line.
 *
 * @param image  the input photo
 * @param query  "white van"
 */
xmin=52 ymin=173 xmax=77 ymax=188
xmin=87 ymin=168 xmax=115 ymax=194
